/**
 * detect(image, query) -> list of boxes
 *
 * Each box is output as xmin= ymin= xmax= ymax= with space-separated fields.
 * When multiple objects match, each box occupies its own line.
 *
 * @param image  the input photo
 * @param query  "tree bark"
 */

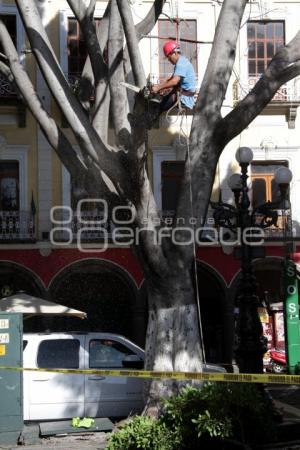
xmin=116 ymin=0 xmax=146 ymax=88
xmin=0 ymin=20 xmax=87 ymax=180
xmin=108 ymin=0 xmax=131 ymax=147
xmin=143 ymin=263 xmax=203 ymax=416
xmin=16 ymin=0 xmax=124 ymax=189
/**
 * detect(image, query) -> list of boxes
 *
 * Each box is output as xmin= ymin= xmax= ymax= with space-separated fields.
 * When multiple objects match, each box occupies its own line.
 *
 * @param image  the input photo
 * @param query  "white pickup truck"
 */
xmin=22 ymin=332 xmax=225 ymax=421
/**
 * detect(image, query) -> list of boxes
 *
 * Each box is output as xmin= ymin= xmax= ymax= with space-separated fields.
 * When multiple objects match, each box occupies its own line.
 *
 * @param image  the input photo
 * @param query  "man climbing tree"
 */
xmin=1 ymin=0 xmax=300 ymax=415
xmin=151 ymin=40 xmax=196 ymax=112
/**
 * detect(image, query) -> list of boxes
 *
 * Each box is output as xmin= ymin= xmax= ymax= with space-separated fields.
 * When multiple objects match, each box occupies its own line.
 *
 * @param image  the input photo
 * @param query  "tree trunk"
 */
xmin=143 ymin=264 xmax=203 ymax=416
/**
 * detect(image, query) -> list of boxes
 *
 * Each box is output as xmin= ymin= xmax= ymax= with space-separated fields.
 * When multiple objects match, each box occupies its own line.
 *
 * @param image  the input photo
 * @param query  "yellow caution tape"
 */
xmin=0 ymin=365 xmax=299 ymax=384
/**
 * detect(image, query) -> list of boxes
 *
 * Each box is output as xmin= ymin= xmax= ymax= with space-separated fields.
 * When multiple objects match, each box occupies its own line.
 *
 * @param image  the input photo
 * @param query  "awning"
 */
xmin=0 ymin=293 xmax=87 ymax=319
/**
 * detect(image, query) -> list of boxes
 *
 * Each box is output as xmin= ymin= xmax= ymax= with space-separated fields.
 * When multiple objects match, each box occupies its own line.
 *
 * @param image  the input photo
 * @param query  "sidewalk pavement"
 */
xmin=267 ymin=384 xmax=300 ymax=421
xmin=0 ymin=432 xmax=109 ymax=450
xmin=262 ymin=385 xmax=300 ymax=448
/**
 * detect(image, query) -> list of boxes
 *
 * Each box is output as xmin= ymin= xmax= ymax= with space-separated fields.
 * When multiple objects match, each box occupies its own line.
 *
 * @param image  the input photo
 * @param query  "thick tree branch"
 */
xmin=77 ymin=2 xmax=111 ymax=139
xmin=116 ymin=0 xmax=146 ymax=88
xmin=94 ymin=1 xmax=111 ymax=52
xmin=67 ymin=0 xmax=106 ymax=85
xmin=91 ymin=3 xmax=111 ymax=140
xmin=119 ymin=0 xmax=174 ymax=270
xmin=80 ymin=1 xmax=111 ymax=101
xmin=283 ymin=29 xmax=300 ymax=62
xmin=278 ymin=61 xmax=300 ymax=84
xmin=221 ymin=30 xmax=300 ymax=143
xmin=92 ymin=82 xmax=111 ymax=141
xmin=15 ymin=0 xmax=126 ymax=193
xmin=133 ymin=181 xmax=170 ymax=279
xmin=0 ymin=20 xmax=86 ymax=179
xmin=114 ymin=3 xmax=166 ymax=273
xmin=108 ymin=0 xmax=131 ymax=146
xmin=173 ymin=0 xmax=248 ymax=264
xmin=0 ymin=60 xmax=14 ymax=82
xmin=135 ymin=0 xmax=165 ymax=39
xmin=124 ymin=0 xmax=166 ymax=77
xmin=87 ymin=0 xmax=97 ymax=18
xmin=16 ymin=0 xmax=98 ymax=162
xmin=175 ymin=0 xmax=248 ymax=226
xmin=194 ymin=0 xmax=248 ymax=116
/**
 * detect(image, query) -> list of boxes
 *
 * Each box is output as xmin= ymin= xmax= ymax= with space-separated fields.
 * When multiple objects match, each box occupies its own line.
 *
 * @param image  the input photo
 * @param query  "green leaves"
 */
xmin=193 ymin=410 xmax=232 ymax=439
xmin=106 ymin=416 xmax=174 ymax=450
xmin=106 ymin=383 xmax=278 ymax=449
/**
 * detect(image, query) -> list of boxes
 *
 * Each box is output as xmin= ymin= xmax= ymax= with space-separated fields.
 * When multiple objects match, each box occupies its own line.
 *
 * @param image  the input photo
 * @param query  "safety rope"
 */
xmin=184 ymin=112 xmax=207 ymax=365
xmin=165 ymin=91 xmax=181 ymax=123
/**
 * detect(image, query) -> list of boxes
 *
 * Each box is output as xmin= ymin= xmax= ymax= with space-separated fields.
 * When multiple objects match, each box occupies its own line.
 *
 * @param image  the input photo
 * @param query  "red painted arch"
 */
xmin=0 ymin=245 xmax=298 ymax=290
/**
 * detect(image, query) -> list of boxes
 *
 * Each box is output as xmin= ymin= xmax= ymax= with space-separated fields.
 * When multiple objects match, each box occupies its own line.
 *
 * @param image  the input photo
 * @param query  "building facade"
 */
xmin=0 ymin=0 xmax=300 ymax=364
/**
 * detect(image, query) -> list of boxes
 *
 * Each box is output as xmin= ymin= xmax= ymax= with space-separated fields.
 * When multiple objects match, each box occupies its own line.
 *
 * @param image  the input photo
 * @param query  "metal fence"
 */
xmin=0 ymin=211 xmax=35 ymax=241
xmin=233 ymin=76 xmax=300 ymax=103
xmin=0 ymin=74 xmax=17 ymax=98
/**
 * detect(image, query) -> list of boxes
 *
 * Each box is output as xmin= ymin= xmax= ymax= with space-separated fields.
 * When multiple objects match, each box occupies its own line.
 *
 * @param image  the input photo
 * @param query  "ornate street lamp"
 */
xmin=211 ymin=147 xmax=293 ymax=373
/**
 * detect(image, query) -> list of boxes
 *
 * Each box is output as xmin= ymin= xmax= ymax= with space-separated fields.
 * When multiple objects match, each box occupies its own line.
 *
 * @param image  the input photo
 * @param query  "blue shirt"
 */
xmin=173 ymin=55 xmax=196 ymax=109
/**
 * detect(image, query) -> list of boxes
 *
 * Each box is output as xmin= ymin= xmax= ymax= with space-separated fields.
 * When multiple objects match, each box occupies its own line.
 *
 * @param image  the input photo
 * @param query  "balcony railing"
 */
xmin=51 ymin=209 xmax=112 ymax=244
xmin=72 ymin=210 xmax=112 ymax=241
xmin=233 ymin=76 xmax=300 ymax=104
xmin=0 ymin=74 xmax=18 ymax=99
xmin=0 ymin=211 xmax=35 ymax=241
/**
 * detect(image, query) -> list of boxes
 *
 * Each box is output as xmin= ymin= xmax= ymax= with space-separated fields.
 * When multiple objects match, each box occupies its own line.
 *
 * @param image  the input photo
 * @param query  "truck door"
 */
xmin=24 ymin=335 xmax=85 ymax=421
xmin=84 ymin=336 xmax=143 ymax=417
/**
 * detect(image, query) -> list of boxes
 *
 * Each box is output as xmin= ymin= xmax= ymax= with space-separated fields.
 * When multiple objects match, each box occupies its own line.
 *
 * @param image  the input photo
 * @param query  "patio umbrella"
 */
xmin=0 ymin=293 xmax=87 ymax=319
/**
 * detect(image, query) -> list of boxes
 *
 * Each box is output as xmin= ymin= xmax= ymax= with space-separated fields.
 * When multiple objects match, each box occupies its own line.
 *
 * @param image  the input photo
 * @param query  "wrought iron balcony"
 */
xmin=0 ymin=210 xmax=36 ymax=241
xmin=51 ymin=209 xmax=113 ymax=244
xmin=233 ymin=76 xmax=300 ymax=128
xmin=71 ymin=210 xmax=112 ymax=242
xmin=0 ymin=74 xmax=18 ymax=98
xmin=233 ymin=76 xmax=300 ymax=104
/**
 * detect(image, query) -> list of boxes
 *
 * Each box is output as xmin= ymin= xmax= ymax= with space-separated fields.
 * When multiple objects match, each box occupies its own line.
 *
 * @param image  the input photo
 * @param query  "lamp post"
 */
xmin=234 ymin=147 xmax=265 ymax=373
xmin=211 ymin=147 xmax=293 ymax=373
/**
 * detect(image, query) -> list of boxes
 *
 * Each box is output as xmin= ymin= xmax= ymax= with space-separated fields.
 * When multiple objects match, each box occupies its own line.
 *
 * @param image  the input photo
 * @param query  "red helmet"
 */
xmin=163 ymin=41 xmax=180 ymax=57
